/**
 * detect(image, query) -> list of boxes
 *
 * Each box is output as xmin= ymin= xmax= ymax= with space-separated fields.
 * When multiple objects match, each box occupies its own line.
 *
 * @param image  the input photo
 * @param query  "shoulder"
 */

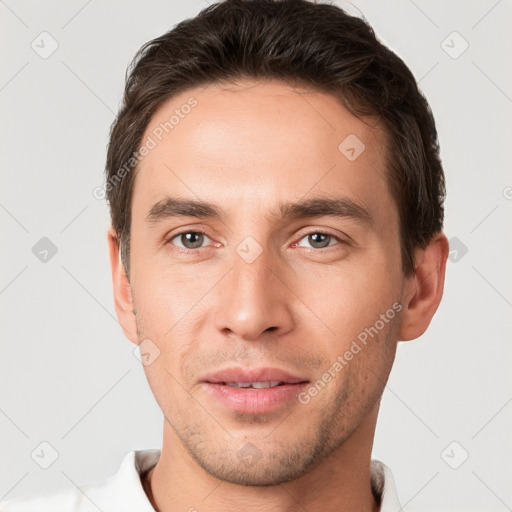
xmin=0 ymin=485 xmax=99 ymax=512
xmin=0 ymin=450 xmax=160 ymax=512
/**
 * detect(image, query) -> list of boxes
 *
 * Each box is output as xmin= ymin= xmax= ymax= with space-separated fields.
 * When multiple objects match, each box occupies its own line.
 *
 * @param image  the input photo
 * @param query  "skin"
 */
xmin=108 ymin=79 xmax=448 ymax=512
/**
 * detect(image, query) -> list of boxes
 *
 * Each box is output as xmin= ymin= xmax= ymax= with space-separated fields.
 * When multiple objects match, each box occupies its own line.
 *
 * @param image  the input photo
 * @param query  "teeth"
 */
xmin=224 ymin=381 xmax=283 ymax=389
xmin=253 ymin=381 xmax=281 ymax=389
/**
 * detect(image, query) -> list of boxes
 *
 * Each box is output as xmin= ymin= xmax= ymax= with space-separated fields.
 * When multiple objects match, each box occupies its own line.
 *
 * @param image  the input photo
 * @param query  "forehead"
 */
xmin=131 ymin=79 xmax=392 ymax=222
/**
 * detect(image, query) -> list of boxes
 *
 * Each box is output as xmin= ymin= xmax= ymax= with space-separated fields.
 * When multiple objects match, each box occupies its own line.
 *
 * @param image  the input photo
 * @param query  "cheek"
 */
xmin=131 ymin=257 xmax=214 ymax=332
xmin=130 ymin=265 xmax=208 ymax=392
xmin=291 ymin=259 xmax=401 ymax=345
xmin=139 ymin=318 xmax=199 ymax=416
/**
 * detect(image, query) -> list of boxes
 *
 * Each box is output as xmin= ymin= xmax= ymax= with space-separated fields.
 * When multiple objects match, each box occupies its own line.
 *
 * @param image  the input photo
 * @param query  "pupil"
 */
xmin=182 ymin=232 xmax=203 ymax=248
xmin=309 ymin=233 xmax=329 ymax=248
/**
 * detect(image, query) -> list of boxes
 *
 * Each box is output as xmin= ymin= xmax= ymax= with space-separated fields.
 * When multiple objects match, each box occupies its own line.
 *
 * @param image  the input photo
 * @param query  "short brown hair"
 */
xmin=106 ymin=0 xmax=445 ymax=276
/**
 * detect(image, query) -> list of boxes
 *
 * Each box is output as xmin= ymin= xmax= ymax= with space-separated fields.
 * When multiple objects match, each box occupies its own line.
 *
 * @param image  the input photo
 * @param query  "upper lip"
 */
xmin=201 ymin=367 xmax=309 ymax=384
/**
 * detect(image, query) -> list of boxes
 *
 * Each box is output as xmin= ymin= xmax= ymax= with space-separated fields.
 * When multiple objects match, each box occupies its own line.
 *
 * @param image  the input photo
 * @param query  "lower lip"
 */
xmin=202 ymin=382 xmax=309 ymax=414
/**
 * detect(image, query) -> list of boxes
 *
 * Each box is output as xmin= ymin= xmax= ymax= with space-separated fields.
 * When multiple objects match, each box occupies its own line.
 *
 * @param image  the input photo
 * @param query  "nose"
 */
xmin=213 ymin=247 xmax=295 ymax=341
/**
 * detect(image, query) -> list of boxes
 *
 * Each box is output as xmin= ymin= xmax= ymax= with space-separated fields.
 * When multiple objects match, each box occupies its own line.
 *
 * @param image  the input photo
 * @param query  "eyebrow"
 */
xmin=146 ymin=196 xmax=372 ymax=225
xmin=146 ymin=197 xmax=221 ymax=223
xmin=279 ymin=197 xmax=372 ymax=224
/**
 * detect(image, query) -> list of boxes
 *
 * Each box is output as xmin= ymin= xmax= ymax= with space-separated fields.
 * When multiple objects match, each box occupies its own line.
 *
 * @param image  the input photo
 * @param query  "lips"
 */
xmin=201 ymin=367 xmax=308 ymax=386
xmin=200 ymin=367 xmax=310 ymax=414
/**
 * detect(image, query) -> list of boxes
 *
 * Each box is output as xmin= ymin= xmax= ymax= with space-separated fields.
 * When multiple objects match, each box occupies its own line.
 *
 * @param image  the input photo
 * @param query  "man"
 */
xmin=1 ymin=0 xmax=448 ymax=510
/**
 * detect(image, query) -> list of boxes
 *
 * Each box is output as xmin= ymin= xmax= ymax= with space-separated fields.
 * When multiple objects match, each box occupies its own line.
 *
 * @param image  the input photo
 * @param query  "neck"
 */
xmin=144 ymin=405 xmax=380 ymax=512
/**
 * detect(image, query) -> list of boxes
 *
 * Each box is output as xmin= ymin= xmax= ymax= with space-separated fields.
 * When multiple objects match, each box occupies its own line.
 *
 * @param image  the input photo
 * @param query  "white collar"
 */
xmin=370 ymin=459 xmax=405 ymax=511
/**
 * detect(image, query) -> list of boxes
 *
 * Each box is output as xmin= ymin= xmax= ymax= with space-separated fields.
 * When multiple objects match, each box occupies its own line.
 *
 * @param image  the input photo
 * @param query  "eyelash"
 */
xmin=166 ymin=228 xmax=346 ymax=253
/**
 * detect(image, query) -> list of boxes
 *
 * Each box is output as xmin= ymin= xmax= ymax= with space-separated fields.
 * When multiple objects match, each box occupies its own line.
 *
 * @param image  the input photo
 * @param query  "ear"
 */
xmin=398 ymin=232 xmax=449 ymax=341
xmin=107 ymin=227 xmax=138 ymax=345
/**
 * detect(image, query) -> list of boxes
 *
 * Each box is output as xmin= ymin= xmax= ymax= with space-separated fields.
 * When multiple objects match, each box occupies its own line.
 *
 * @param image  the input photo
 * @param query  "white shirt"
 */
xmin=0 ymin=450 xmax=404 ymax=511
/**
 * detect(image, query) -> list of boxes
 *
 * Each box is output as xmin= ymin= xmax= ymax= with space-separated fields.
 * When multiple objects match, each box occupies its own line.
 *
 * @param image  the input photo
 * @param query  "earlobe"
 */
xmin=398 ymin=232 xmax=449 ymax=342
xmin=107 ymin=227 xmax=139 ymax=345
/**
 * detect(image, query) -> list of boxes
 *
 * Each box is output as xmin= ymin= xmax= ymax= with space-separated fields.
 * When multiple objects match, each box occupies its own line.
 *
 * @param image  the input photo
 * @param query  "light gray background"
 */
xmin=1 ymin=1 xmax=511 ymax=511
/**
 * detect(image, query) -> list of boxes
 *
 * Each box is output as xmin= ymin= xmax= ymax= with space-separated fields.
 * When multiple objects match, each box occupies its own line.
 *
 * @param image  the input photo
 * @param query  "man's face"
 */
xmin=127 ymin=80 xmax=407 ymax=485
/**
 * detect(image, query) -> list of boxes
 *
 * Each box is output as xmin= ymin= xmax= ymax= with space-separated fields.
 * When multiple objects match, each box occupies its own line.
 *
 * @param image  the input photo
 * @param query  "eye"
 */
xmin=294 ymin=232 xmax=341 ymax=249
xmin=169 ymin=230 xmax=212 ymax=250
